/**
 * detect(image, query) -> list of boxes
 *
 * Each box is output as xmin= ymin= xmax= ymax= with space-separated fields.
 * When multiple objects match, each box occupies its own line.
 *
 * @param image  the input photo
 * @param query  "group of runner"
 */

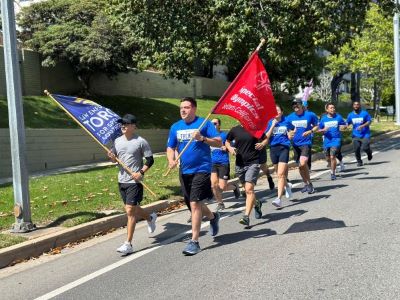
xmin=109 ymin=96 xmax=373 ymax=256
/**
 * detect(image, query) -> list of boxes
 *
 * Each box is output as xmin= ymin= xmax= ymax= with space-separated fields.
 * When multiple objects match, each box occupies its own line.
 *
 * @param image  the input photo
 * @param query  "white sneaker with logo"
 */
xmin=147 ymin=212 xmax=157 ymax=234
xmin=116 ymin=242 xmax=133 ymax=255
xmin=272 ymin=198 xmax=282 ymax=208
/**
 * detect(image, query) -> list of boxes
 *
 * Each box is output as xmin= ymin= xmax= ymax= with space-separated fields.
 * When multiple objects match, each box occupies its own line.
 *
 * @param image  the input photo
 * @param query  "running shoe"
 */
xmin=147 ymin=212 xmax=157 ymax=234
xmin=233 ymin=184 xmax=240 ymax=199
xmin=267 ymin=176 xmax=275 ymax=190
xmin=216 ymin=202 xmax=225 ymax=211
xmin=307 ymin=183 xmax=315 ymax=194
xmin=367 ymin=153 xmax=373 ymax=161
xmin=272 ymin=198 xmax=282 ymax=208
xmin=301 ymin=185 xmax=308 ymax=193
xmin=116 ymin=242 xmax=133 ymax=255
xmin=285 ymin=182 xmax=293 ymax=199
xmin=331 ymin=173 xmax=337 ymax=180
xmin=182 ymin=240 xmax=201 ymax=256
xmin=339 ymin=161 xmax=345 ymax=172
xmin=239 ymin=215 xmax=250 ymax=226
xmin=209 ymin=212 xmax=220 ymax=236
xmin=254 ymin=199 xmax=262 ymax=219
xmin=357 ymin=161 xmax=363 ymax=167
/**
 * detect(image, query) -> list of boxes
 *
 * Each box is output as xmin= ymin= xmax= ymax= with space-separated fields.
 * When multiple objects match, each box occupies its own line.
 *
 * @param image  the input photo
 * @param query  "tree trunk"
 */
xmin=351 ymin=72 xmax=356 ymax=101
xmin=373 ymin=80 xmax=380 ymax=122
xmin=330 ymin=72 xmax=345 ymax=103
xmin=77 ymin=73 xmax=91 ymax=96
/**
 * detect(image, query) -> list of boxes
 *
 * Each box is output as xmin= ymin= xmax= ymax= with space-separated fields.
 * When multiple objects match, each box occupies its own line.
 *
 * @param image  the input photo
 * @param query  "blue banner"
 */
xmin=51 ymin=94 xmax=122 ymax=145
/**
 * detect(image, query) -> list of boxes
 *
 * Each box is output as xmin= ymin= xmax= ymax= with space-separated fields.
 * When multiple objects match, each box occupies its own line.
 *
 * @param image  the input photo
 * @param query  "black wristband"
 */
xmin=139 ymin=169 xmax=145 ymax=175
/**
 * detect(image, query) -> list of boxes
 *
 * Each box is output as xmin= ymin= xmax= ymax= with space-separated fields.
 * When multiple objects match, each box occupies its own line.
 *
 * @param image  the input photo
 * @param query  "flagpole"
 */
xmin=164 ymin=38 xmax=267 ymax=176
xmin=44 ymin=90 xmax=157 ymax=198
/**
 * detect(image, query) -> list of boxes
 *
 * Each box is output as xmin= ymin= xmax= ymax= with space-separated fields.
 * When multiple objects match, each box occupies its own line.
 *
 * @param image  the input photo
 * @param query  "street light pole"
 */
xmin=1 ymin=0 xmax=34 ymax=232
xmin=394 ymin=1 xmax=400 ymax=125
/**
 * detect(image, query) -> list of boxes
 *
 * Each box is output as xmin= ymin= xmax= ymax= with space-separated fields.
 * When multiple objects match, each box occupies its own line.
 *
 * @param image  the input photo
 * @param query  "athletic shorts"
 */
xmin=211 ymin=163 xmax=230 ymax=180
xmin=179 ymin=172 xmax=213 ymax=202
xmin=118 ymin=183 xmax=143 ymax=206
xmin=324 ymin=146 xmax=341 ymax=157
xmin=235 ymin=163 xmax=260 ymax=185
xmin=270 ymin=145 xmax=290 ymax=165
xmin=293 ymin=145 xmax=311 ymax=163
xmin=259 ymin=147 xmax=267 ymax=164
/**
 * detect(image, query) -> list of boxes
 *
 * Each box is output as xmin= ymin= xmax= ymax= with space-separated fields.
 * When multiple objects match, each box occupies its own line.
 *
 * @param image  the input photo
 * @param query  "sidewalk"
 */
xmin=1 ymin=130 xmax=399 ymax=268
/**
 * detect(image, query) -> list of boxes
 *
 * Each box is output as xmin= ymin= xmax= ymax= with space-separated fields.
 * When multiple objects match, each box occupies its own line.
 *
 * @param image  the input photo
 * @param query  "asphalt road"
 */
xmin=1 ymin=134 xmax=400 ymax=300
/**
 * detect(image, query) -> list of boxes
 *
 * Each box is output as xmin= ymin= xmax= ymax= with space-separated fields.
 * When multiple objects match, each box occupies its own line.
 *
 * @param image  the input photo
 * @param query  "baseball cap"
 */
xmin=117 ymin=114 xmax=137 ymax=124
xmin=291 ymin=98 xmax=303 ymax=105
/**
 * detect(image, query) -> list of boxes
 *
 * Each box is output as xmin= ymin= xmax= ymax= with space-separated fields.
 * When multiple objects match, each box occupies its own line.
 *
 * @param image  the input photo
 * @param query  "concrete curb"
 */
xmin=1 ymin=129 xmax=399 ymax=269
xmin=0 ymin=199 xmax=181 ymax=269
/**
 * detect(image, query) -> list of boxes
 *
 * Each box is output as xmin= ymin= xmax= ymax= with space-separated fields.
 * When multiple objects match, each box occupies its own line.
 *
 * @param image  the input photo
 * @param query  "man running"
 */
xmin=210 ymin=118 xmax=240 ymax=211
xmin=225 ymin=125 xmax=267 ymax=227
xmin=318 ymin=103 xmax=347 ymax=180
xmin=287 ymin=98 xmax=319 ymax=194
xmin=108 ymin=114 xmax=157 ymax=255
xmin=167 ymin=97 xmax=221 ymax=256
xmin=346 ymin=100 xmax=373 ymax=166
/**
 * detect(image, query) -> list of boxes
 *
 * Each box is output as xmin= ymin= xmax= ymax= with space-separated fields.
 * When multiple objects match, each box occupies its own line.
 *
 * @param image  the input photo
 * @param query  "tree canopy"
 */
xmin=107 ymin=0 xmax=374 ymax=91
xmin=17 ymin=0 xmax=134 ymax=93
xmin=327 ymin=3 xmax=394 ymax=111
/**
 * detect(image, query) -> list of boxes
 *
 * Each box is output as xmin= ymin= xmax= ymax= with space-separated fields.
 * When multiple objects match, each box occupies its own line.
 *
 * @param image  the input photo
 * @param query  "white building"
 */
xmin=14 ymin=0 xmax=47 ymax=15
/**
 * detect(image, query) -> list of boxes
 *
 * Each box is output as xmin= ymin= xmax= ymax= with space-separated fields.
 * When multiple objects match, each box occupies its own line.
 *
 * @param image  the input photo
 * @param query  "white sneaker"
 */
xmin=272 ymin=198 xmax=282 ymax=208
xmin=116 ymin=242 xmax=133 ymax=255
xmin=147 ymin=212 xmax=157 ymax=234
xmin=339 ymin=161 xmax=345 ymax=172
xmin=285 ymin=182 xmax=293 ymax=199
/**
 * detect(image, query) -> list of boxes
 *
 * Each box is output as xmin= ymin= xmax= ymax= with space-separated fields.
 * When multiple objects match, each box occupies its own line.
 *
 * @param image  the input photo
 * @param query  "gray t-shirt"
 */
xmin=112 ymin=134 xmax=153 ymax=183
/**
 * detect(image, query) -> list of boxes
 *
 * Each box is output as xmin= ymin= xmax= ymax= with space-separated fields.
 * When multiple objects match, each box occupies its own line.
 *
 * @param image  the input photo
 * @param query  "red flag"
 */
xmin=212 ymin=52 xmax=277 ymax=138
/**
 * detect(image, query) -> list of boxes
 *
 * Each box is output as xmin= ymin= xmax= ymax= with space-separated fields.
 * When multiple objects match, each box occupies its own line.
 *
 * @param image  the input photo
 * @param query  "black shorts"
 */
xmin=118 ymin=183 xmax=143 ymax=206
xmin=259 ymin=147 xmax=267 ymax=164
xmin=270 ymin=145 xmax=290 ymax=164
xmin=211 ymin=164 xmax=230 ymax=180
xmin=179 ymin=172 xmax=213 ymax=202
xmin=293 ymin=145 xmax=311 ymax=163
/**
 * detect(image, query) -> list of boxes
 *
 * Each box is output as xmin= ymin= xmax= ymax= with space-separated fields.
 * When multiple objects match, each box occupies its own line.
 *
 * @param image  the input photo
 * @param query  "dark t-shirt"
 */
xmin=226 ymin=125 xmax=263 ymax=167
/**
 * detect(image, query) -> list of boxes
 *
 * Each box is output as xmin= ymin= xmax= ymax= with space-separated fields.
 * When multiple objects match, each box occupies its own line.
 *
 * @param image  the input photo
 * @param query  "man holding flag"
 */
xmin=167 ymin=97 xmax=222 ymax=256
xmin=108 ymin=114 xmax=157 ymax=255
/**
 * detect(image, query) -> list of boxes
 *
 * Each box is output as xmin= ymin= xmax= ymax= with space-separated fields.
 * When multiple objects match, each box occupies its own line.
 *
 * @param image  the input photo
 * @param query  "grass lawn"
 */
xmin=0 ymin=233 xmax=27 ymax=248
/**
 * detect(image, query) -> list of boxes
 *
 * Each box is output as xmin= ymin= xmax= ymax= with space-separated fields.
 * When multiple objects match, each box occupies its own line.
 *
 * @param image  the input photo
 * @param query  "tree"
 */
xmin=17 ymin=0 xmax=134 ymax=94
xmin=107 ymin=0 xmax=373 ymax=91
xmin=327 ymin=3 xmax=394 ymax=120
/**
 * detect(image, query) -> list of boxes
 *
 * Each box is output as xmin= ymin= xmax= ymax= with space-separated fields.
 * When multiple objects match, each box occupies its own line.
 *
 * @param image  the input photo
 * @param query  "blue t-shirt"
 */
xmin=211 ymin=131 xmax=229 ymax=165
xmin=266 ymin=116 xmax=294 ymax=147
xmin=167 ymin=117 xmax=218 ymax=174
xmin=319 ymin=113 xmax=346 ymax=148
xmin=346 ymin=110 xmax=371 ymax=139
xmin=286 ymin=110 xmax=319 ymax=146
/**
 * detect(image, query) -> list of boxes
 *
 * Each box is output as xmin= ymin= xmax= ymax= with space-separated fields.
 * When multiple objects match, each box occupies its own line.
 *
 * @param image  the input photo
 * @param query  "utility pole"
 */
xmin=394 ymin=1 xmax=400 ymax=125
xmin=1 ymin=0 xmax=34 ymax=232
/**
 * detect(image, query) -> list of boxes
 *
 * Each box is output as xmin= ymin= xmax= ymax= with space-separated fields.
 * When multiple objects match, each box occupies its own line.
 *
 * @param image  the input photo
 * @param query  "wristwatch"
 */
xmin=202 ymin=136 xmax=206 ymax=142
xmin=139 ymin=169 xmax=145 ymax=175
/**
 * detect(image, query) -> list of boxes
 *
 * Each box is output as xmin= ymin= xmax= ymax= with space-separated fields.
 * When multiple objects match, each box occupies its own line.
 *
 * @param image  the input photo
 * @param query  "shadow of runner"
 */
xmin=283 ymin=217 xmax=353 ymax=234
xmin=249 ymin=210 xmax=308 ymax=229
xmin=202 ymin=228 xmax=277 ymax=251
xmin=312 ymin=184 xmax=348 ymax=193
xmin=339 ymin=172 xmax=369 ymax=178
xmin=358 ymin=176 xmax=389 ymax=180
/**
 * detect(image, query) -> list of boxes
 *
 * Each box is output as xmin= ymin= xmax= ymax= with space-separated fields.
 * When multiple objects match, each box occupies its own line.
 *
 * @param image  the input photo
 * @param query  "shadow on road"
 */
xmin=283 ymin=194 xmax=330 ymax=209
xmin=202 ymin=228 xmax=277 ymax=251
xmin=283 ymin=217 xmax=353 ymax=234
xmin=249 ymin=209 xmax=308 ymax=229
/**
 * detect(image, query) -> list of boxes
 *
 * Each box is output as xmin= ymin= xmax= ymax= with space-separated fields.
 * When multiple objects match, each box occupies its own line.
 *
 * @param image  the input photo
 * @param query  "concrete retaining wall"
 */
xmin=0 ymin=129 xmax=169 ymax=178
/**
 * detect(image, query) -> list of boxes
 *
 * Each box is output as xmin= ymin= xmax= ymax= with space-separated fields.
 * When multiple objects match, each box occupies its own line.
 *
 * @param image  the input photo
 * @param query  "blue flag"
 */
xmin=51 ymin=94 xmax=122 ymax=145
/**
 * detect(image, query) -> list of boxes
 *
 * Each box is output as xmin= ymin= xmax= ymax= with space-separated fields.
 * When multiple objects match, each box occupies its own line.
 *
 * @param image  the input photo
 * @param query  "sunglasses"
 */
xmin=212 ymin=122 xmax=219 ymax=125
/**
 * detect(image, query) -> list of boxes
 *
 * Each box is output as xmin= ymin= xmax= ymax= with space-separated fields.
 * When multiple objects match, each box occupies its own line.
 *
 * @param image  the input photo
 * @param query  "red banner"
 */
xmin=212 ymin=52 xmax=277 ymax=138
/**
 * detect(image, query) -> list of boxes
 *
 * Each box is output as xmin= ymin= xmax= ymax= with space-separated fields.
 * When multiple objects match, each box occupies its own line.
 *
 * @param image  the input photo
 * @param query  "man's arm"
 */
xmin=166 ymin=147 xmax=178 ymax=169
